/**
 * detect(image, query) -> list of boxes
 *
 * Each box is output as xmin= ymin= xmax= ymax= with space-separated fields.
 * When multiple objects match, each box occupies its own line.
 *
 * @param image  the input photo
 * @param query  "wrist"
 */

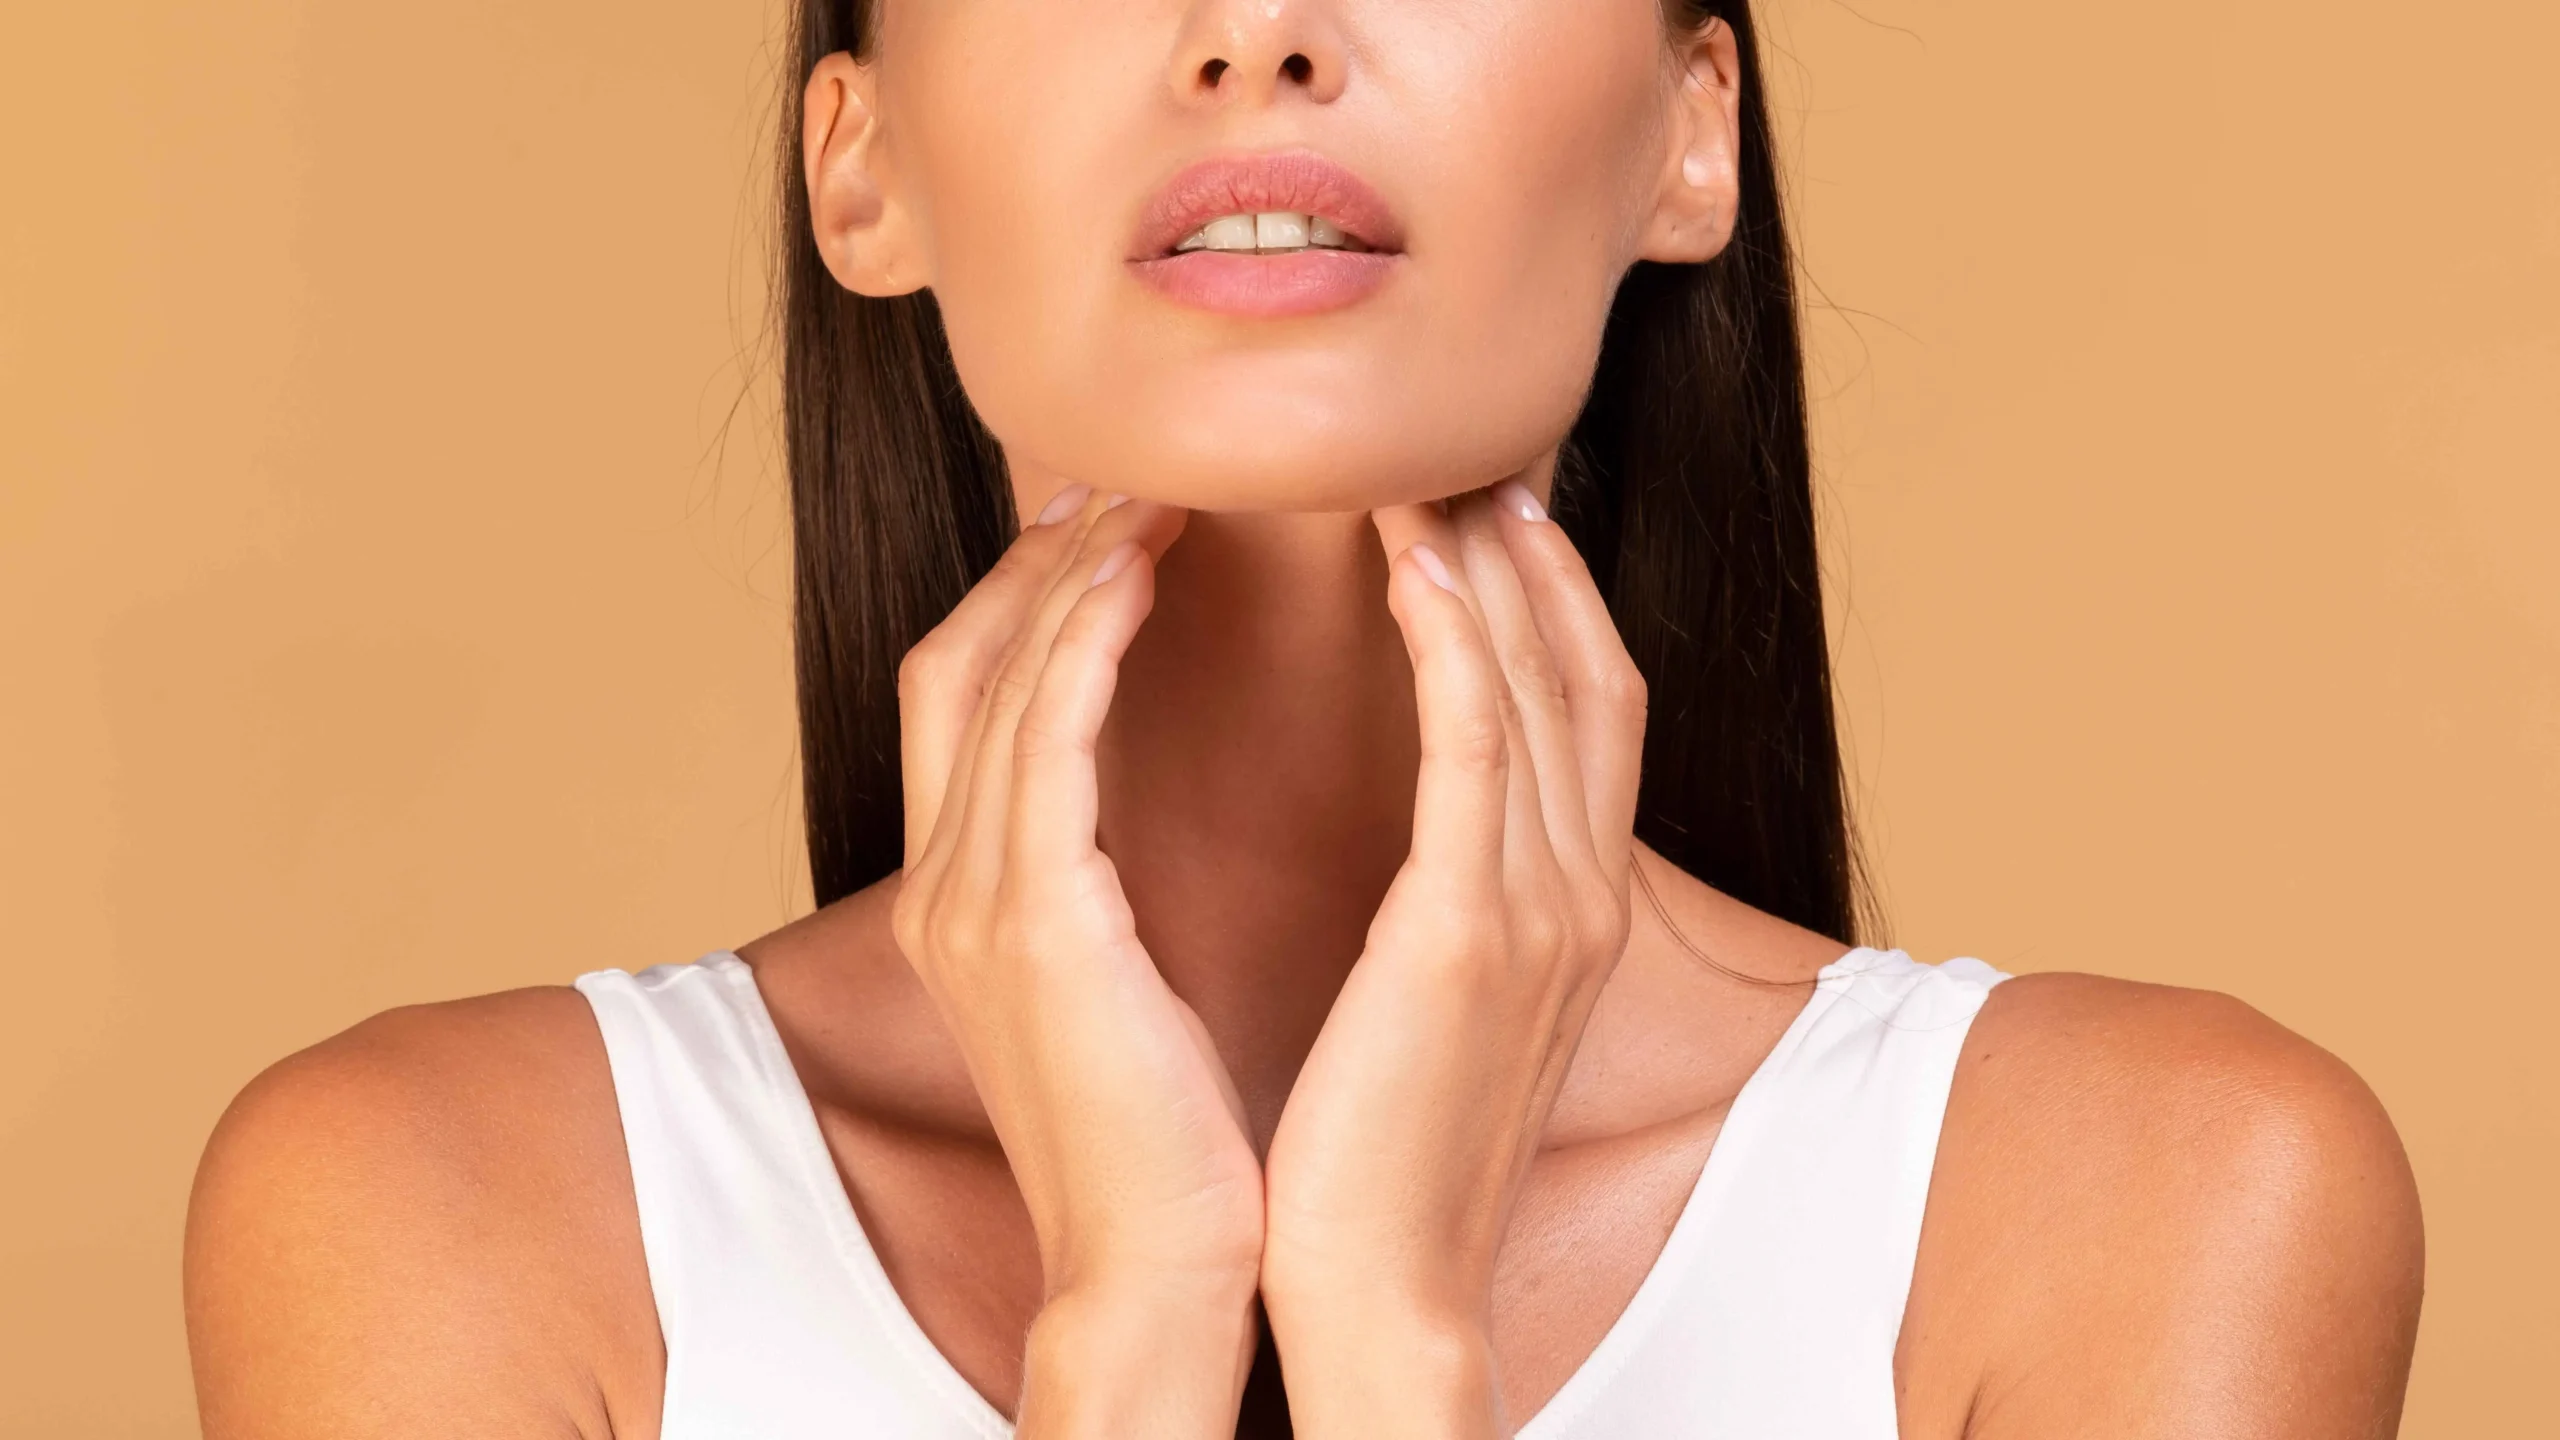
xmin=1017 ymin=1274 xmax=1261 ymax=1439
xmin=1044 ymin=1228 xmax=1264 ymax=1310
xmin=1262 ymin=1285 xmax=1502 ymax=1439
xmin=1259 ymin=1248 xmax=1490 ymax=1345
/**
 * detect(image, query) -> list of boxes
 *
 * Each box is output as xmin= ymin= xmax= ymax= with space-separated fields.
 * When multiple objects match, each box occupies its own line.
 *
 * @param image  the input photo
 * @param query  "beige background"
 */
xmin=3 ymin=0 xmax=2552 ymax=1433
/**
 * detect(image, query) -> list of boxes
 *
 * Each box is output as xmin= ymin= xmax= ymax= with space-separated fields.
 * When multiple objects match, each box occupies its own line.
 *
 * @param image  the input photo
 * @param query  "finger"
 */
xmin=1484 ymin=478 xmax=1647 ymax=884
xmin=1375 ymin=500 xmax=1556 ymax=887
xmin=1378 ymin=533 xmax=1519 ymax=894
xmin=900 ymin=482 xmax=1108 ymax=864
xmin=926 ymin=497 xmax=1188 ymax=877
xmin=1449 ymin=490 xmax=1595 ymax=872
xmin=1369 ymin=500 xmax=1465 ymax=593
xmin=1005 ymin=538 xmax=1157 ymax=877
xmin=952 ymin=500 xmax=1189 ymax=877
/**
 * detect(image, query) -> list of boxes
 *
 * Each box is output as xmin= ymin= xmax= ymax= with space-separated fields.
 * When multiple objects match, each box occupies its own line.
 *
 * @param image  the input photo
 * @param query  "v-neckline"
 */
xmin=715 ymin=947 xmax=1865 ymax=1435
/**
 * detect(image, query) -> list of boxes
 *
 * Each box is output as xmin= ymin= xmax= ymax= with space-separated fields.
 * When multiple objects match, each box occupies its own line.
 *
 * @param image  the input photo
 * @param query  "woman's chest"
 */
xmin=812 ymin=1102 xmax=1725 ymax=1426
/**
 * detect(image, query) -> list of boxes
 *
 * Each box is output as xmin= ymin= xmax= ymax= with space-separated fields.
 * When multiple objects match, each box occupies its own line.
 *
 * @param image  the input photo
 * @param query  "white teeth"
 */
xmin=1255 ymin=210 xmax=1309 ymax=249
xmin=1169 ymin=210 xmax=1368 ymax=254
xmin=1199 ymin=213 xmax=1262 ymax=251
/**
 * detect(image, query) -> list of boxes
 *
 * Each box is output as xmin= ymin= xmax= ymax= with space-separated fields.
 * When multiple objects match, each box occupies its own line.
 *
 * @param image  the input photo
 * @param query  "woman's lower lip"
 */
xmin=1127 ymin=249 xmax=1400 ymax=317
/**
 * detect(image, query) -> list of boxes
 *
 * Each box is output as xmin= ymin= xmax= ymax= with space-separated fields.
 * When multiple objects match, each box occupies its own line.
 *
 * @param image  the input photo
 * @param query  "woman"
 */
xmin=182 ymin=0 xmax=2425 ymax=1435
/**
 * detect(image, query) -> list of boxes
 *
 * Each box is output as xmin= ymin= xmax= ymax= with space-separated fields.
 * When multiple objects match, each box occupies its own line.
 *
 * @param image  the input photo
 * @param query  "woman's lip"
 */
xmin=1127 ymin=148 xmax=1406 ymax=260
xmin=1128 ymin=248 xmax=1401 ymax=318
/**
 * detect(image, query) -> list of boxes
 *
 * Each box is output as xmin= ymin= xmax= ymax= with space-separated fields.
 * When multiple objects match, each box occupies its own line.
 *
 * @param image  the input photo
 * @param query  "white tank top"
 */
xmin=576 ymin=946 xmax=2007 ymax=1438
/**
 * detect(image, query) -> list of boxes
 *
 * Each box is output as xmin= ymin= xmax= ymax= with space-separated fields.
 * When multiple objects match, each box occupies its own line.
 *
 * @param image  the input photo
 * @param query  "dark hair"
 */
xmin=778 ymin=0 xmax=1867 ymax=947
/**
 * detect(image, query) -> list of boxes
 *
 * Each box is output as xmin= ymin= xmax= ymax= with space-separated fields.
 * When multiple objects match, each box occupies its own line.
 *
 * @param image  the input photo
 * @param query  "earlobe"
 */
xmin=803 ymin=52 xmax=927 ymax=296
xmin=1637 ymin=20 xmax=1745 ymax=266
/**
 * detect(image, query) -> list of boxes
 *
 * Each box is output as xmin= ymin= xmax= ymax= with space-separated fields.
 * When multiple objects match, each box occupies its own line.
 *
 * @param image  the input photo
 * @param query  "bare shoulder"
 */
xmin=185 ymin=986 xmax=660 ymax=1440
xmin=1900 ymin=971 xmax=2423 ymax=1439
xmin=1954 ymin=971 xmax=2416 ymax=1174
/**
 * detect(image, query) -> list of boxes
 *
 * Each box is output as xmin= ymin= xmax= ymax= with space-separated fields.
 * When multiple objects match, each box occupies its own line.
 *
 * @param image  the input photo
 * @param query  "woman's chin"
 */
xmin=1095 ymin=462 xmax=1527 ymax=517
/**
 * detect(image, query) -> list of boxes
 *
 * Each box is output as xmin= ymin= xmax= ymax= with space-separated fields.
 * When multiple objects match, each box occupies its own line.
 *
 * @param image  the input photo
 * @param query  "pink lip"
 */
xmin=1126 ymin=149 xmax=1406 ymax=318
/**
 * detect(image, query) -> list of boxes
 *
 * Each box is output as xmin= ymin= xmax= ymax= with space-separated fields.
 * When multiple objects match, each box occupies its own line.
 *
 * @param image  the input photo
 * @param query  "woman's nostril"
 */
xmin=1194 ymin=53 xmax=1313 ymax=92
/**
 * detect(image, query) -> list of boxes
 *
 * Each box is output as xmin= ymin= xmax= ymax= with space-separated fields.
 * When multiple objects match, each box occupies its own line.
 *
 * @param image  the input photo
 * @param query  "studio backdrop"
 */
xmin=2 ymin=0 xmax=2553 ymax=1433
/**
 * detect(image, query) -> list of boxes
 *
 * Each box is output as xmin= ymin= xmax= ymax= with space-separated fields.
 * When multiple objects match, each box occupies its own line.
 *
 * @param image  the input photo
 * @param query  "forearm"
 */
xmin=1015 ymin=1275 xmax=1261 ymax=1440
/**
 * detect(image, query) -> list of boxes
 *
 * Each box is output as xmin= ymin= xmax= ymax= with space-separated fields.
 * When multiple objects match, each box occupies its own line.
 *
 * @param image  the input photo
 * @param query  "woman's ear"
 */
xmin=802 ymin=52 xmax=929 ymax=295
xmin=1635 ymin=20 xmax=1744 ymax=265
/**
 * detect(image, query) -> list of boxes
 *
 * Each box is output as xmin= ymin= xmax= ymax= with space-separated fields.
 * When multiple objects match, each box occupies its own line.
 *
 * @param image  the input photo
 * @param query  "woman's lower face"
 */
xmin=803 ymin=0 xmax=1743 ymax=514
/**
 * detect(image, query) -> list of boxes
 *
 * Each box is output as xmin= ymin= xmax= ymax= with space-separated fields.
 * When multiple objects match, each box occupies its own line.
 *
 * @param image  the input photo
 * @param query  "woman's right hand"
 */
xmin=888 ymin=485 xmax=1261 ymax=1435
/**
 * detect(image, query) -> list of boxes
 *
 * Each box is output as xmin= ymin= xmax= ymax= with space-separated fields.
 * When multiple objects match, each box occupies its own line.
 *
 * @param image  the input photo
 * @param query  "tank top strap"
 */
xmin=1520 ymin=947 xmax=2009 ymax=1439
xmin=576 ymin=953 xmax=1011 ymax=1439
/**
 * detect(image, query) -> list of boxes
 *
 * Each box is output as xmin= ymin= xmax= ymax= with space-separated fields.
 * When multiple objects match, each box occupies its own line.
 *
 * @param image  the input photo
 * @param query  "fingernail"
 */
xmin=1408 ymin=543 xmax=1457 ymax=593
xmin=1034 ymin=484 xmax=1092 ymax=526
xmin=1102 ymin=492 xmax=1132 ymax=510
xmin=1089 ymin=540 xmax=1141 ymax=589
xmin=1492 ymin=479 xmax=1547 ymax=523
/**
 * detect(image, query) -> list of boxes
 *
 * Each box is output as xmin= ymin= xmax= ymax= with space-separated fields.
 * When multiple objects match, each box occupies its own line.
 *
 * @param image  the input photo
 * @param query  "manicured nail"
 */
xmin=1034 ymin=484 xmax=1092 ymax=526
xmin=1408 ymin=543 xmax=1457 ymax=593
xmin=1089 ymin=540 xmax=1141 ymax=588
xmin=1102 ymin=492 xmax=1132 ymax=510
xmin=1492 ymin=479 xmax=1547 ymax=522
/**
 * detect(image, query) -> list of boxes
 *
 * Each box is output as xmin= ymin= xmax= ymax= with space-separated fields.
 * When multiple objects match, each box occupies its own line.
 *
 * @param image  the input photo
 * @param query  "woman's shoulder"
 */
xmin=193 ymin=984 xmax=621 ymax=1211
xmin=1949 ymin=969 xmax=2416 ymax=1193
xmin=186 ymin=984 xmax=660 ymax=1437
xmin=1897 ymin=968 xmax=2423 ymax=1435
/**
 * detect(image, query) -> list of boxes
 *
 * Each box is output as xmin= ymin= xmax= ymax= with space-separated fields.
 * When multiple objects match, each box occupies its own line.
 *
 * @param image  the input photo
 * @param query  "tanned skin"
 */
xmin=185 ymin=0 xmax=2423 ymax=1433
xmin=185 ymin=493 xmax=2422 ymax=1439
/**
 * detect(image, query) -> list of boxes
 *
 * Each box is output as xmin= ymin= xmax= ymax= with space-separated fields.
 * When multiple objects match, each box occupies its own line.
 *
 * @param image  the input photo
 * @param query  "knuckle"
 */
xmin=895 ymin=887 xmax=965 ymax=967
xmin=984 ymin=666 xmax=1039 ymax=719
xmin=1048 ymin=599 xmax=1102 ymax=652
xmin=1406 ymin=927 xmax=1503 ymax=990
xmin=1503 ymin=644 xmax=1568 ymax=712
xmin=925 ymin=901 xmax=979 ymax=965
xmin=1574 ymin=890 xmax=1629 ymax=962
xmin=888 ymin=889 xmax=927 ymax=953
xmin=1012 ymin=710 xmax=1088 ymax=763
xmin=1598 ymin=660 xmax=1649 ymax=722
xmin=1435 ymin=710 xmax=1512 ymax=775
xmin=1513 ymin=908 xmax=1567 ymax=963
xmin=896 ymin=636 xmax=950 ymax=705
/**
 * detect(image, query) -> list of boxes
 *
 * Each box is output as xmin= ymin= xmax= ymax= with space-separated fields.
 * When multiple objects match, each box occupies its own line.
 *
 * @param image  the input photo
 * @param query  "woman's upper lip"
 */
xmin=1128 ymin=149 xmax=1406 ymax=260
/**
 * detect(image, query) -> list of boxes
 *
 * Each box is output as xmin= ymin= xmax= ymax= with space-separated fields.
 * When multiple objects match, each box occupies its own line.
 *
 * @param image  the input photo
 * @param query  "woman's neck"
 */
xmin=1089 ymin=504 xmax=1426 ymax=1146
xmin=757 ymin=456 xmax=1834 ymax=1154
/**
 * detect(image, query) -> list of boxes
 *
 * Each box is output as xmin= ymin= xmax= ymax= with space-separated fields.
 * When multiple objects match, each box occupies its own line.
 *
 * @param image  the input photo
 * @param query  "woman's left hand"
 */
xmin=1259 ymin=481 xmax=1648 ymax=1437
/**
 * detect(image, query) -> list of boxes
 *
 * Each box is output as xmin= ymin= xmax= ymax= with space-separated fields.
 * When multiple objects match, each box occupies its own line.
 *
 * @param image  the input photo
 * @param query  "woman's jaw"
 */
xmin=1003 ymin=450 xmax=1560 ymax=534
